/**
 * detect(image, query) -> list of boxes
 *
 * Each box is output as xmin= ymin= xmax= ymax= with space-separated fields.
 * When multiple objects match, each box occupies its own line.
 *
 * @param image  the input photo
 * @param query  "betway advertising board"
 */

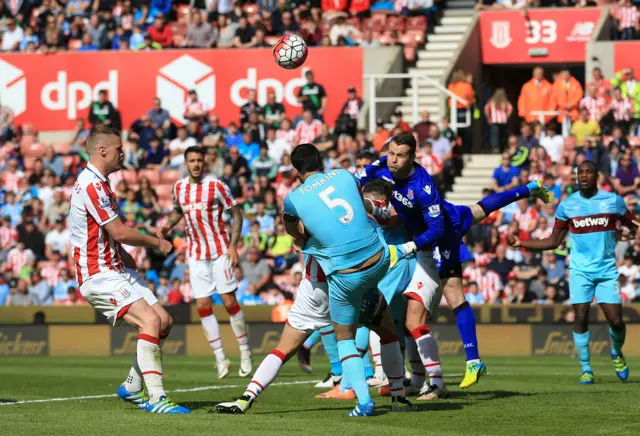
xmin=0 ymin=48 xmax=363 ymax=130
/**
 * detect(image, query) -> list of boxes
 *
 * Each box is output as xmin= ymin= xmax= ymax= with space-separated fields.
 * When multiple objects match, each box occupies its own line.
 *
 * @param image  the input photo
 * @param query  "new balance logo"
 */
xmin=572 ymin=217 xmax=609 ymax=228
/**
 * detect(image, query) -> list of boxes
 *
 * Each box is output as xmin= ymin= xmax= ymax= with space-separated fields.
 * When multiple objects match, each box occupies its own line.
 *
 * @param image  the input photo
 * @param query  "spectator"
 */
xmin=167 ymin=127 xmax=197 ymax=168
xmin=393 ymin=110 xmax=411 ymax=133
xmin=216 ymin=14 xmax=238 ymax=48
xmin=18 ymin=217 xmax=45 ymax=259
xmin=1 ymin=191 xmax=24 ymax=227
xmin=225 ymin=146 xmax=250 ymax=177
xmin=513 ymin=198 xmax=538 ymax=234
xmin=43 ymin=145 xmax=64 ymax=178
xmin=244 ymin=221 xmax=268 ymax=251
xmin=0 ymin=100 xmax=15 ymax=143
xmin=265 ymin=223 xmax=296 ymax=269
xmin=77 ymin=32 xmax=99 ymax=51
xmin=183 ymin=89 xmax=209 ymax=124
xmin=465 ymin=258 xmax=502 ymax=304
xmin=0 ymin=278 xmax=10 ymax=306
xmin=238 ymin=130 xmax=261 ymax=165
xmin=616 ymin=0 xmax=639 ymax=41
xmin=44 ymin=217 xmax=70 ymax=258
xmin=53 ymin=268 xmax=77 ymax=303
xmin=541 ymin=250 xmax=565 ymax=284
xmin=579 ymin=84 xmax=607 ymax=122
xmin=19 ymin=26 xmax=39 ymax=52
xmin=448 ymin=69 xmax=474 ymax=153
xmin=145 ymin=137 xmax=166 ymax=168
xmin=251 ymin=144 xmax=278 ymax=180
xmin=484 ymin=88 xmax=512 ymax=153
xmin=294 ymin=109 xmax=322 ymax=145
xmin=8 ymin=279 xmax=39 ymax=306
xmin=589 ymin=67 xmax=611 ymax=102
xmin=487 ymin=244 xmax=515 ymax=284
xmin=186 ymin=10 xmax=216 ymax=48
xmin=329 ymin=16 xmax=359 ymax=46
xmin=508 ymin=280 xmax=535 ymax=304
xmin=240 ymin=247 xmax=273 ymax=295
xmin=147 ymin=98 xmax=170 ymax=129
xmin=619 ymin=252 xmax=639 ymax=280
xmin=426 ymin=124 xmax=451 ymax=165
xmin=70 ymin=118 xmax=90 ymax=151
xmin=233 ymin=15 xmax=255 ymax=48
xmin=413 ymin=111 xmax=435 ymax=145
xmin=1 ymin=18 xmax=24 ymax=51
xmin=465 ymin=282 xmax=485 ymax=304
xmin=518 ymin=122 xmax=538 ymax=150
xmin=265 ymin=127 xmax=290 ymax=164
xmin=255 ymin=202 xmax=275 ymax=235
xmin=129 ymin=115 xmax=156 ymax=150
xmin=571 ymin=107 xmax=600 ymax=147
xmin=276 ymin=118 xmax=295 ymax=147
xmin=147 ymin=13 xmax=172 ymax=48
xmin=607 ymin=88 xmax=633 ymax=134
xmin=513 ymin=249 xmax=541 ymax=283
xmin=297 ymin=70 xmax=328 ymax=120
xmin=518 ymin=66 xmax=553 ymax=124
xmin=312 ymin=124 xmax=335 ymax=159
xmin=240 ymin=89 xmax=263 ymax=126
xmin=612 ymin=153 xmax=640 ymax=196
xmin=551 ymin=69 xmax=583 ymax=124
xmin=29 ymin=269 xmax=53 ymax=306
xmin=610 ymin=68 xmax=640 ymax=131
xmin=336 ymin=86 xmax=363 ymax=138
xmin=539 ymin=122 xmax=563 ymax=163
xmin=166 ymin=278 xmax=184 ymax=305
xmin=491 ymin=152 xmax=519 ymax=192
xmin=88 ymin=90 xmax=117 ymax=128
xmin=263 ymin=91 xmax=286 ymax=129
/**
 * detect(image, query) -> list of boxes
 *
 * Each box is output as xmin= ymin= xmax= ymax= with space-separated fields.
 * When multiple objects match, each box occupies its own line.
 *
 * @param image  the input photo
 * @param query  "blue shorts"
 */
xmin=569 ymin=270 xmax=621 ymax=305
xmin=378 ymin=256 xmax=416 ymax=305
xmin=435 ymin=205 xmax=474 ymax=279
xmin=328 ymin=246 xmax=390 ymax=325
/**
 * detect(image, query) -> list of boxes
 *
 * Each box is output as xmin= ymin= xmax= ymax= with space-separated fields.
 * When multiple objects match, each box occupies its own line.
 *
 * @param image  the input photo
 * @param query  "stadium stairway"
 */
xmin=445 ymin=154 xmax=496 ymax=206
xmin=398 ymin=4 xmax=476 ymax=124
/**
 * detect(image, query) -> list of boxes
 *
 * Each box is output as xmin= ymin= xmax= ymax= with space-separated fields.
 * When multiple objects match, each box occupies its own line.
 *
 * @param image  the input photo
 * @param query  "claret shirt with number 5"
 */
xmin=68 ymin=163 xmax=123 ymax=286
xmin=554 ymin=190 xmax=635 ymax=277
xmin=283 ymin=169 xmax=383 ymax=275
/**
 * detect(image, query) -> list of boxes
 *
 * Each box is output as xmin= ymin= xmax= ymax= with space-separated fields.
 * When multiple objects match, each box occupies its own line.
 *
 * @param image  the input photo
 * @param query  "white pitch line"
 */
xmin=0 ymin=379 xmax=321 ymax=407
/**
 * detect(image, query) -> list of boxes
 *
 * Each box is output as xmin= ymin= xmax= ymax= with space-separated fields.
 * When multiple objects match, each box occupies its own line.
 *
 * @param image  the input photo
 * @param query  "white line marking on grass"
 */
xmin=0 ymin=379 xmax=322 ymax=406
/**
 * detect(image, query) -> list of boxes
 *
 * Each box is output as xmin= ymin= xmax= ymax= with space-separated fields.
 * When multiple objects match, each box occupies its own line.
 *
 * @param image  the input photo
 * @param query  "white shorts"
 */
xmin=188 ymin=254 xmax=237 ymax=300
xmin=287 ymin=279 xmax=331 ymax=334
xmin=79 ymin=269 xmax=158 ymax=326
xmin=403 ymin=250 xmax=442 ymax=316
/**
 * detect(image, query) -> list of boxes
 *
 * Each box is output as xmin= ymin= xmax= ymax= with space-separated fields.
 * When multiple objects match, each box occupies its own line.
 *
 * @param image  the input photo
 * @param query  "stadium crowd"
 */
xmin=1 ymin=63 xmax=640 ymax=309
xmin=0 ymin=0 xmax=429 ymax=61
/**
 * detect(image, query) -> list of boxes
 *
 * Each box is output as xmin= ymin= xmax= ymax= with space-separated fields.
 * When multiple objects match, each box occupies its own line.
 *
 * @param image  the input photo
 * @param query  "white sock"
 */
xmin=137 ymin=334 xmax=166 ymax=403
xmin=123 ymin=355 xmax=143 ymax=392
xmin=228 ymin=304 xmax=250 ymax=354
xmin=411 ymin=325 xmax=444 ymax=388
xmin=380 ymin=337 xmax=404 ymax=397
xmin=405 ymin=336 xmax=425 ymax=388
xmin=244 ymin=350 xmax=285 ymax=400
xmin=369 ymin=330 xmax=383 ymax=376
xmin=199 ymin=307 xmax=226 ymax=361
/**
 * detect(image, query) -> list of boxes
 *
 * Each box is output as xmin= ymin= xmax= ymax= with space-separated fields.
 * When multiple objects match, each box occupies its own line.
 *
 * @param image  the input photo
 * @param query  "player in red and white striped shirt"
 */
xmin=69 ymin=126 xmax=188 ymax=414
xmin=294 ymin=109 xmax=322 ymax=145
xmin=579 ymin=85 xmax=607 ymax=121
xmin=158 ymin=146 xmax=251 ymax=379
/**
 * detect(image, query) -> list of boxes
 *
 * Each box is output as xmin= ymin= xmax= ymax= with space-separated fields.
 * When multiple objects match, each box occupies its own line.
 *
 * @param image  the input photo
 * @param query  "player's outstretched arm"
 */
xmin=105 ymin=217 xmax=172 ymax=254
xmin=508 ymin=225 xmax=568 ymax=251
xmin=157 ymin=207 xmax=184 ymax=239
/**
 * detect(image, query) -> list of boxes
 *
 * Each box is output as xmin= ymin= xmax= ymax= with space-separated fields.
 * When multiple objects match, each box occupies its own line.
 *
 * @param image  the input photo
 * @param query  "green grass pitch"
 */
xmin=1 ymin=356 xmax=639 ymax=436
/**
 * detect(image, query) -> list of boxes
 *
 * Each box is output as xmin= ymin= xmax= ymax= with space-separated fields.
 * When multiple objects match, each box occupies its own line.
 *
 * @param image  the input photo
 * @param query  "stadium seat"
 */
xmin=371 ymin=10 xmax=389 ymax=20
xmin=362 ymin=18 xmax=384 ymax=33
xmin=406 ymin=16 xmax=427 ymax=31
xmin=158 ymin=198 xmax=173 ymax=211
xmin=120 ymin=170 xmax=138 ymax=184
xmin=137 ymin=169 xmax=160 ymax=185
xmin=403 ymin=47 xmax=416 ymax=62
xmin=20 ymin=142 xmax=43 ymax=157
xmin=53 ymin=143 xmax=71 ymax=155
xmin=386 ymin=16 xmax=405 ymax=32
xmin=346 ymin=17 xmax=361 ymax=30
xmin=160 ymin=169 xmax=181 ymax=184
xmin=24 ymin=156 xmax=37 ymax=171
xmin=155 ymin=184 xmax=174 ymax=200
xmin=20 ymin=135 xmax=35 ymax=148
xmin=402 ymin=30 xmax=425 ymax=46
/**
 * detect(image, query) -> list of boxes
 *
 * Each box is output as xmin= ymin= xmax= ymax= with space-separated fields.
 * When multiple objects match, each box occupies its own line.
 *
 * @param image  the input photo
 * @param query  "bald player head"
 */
xmin=576 ymin=160 xmax=598 ymax=196
xmin=86 ymin=126 xmax=124 ymax=176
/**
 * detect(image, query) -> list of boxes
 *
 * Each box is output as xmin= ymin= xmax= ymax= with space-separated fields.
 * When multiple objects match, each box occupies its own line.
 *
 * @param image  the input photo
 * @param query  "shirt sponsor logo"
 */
xmin=182 ymin=202 xmax=211 ymax=212
xmin=392 ymin=191 xmax=414 ymax=208
xmin=572 ymin=216 xmax=608 ymax=228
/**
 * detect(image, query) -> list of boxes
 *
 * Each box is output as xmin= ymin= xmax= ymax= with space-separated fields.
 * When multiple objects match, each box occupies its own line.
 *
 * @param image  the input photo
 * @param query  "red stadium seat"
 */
xmin=24 ymin=156 xmax=37 ymax=171
xmin=371 ymin=10 xmax=389 ymax=21
xmin=158 ymin=198 xmax=173 ymax=211
xmin=346 ymin=17 xmax=361 ymax=30
xmin=404 ymin=47 xmax=416 ymax=62
xmin=378 ymin=31 xmax=395 ymax=46
xmin=160 ymin=169 xmax=181 ymax=184
xmin=406 ymin=16 xmax=427 ymax=31
xmin=137 ymin=169 xmax=160 ymax=185
xmin=402 ymin=30 xmax=425 ymax=46
xmin=362 ymin=18 xmax=384 ymax=33
xmin=21 ymin=142 xmax=44 ymax=157
xmin=53 ymin=143 xmax=71 ymax=155
xmin=120 ymin=170 xmax=138 ymax=184
xmin=155 ymin=184 xmax=174 ymax=200
xmin=386 ymin=16 xmax=405 ymax=32
xmin=20 ymin=134 xmax=35 ymax=148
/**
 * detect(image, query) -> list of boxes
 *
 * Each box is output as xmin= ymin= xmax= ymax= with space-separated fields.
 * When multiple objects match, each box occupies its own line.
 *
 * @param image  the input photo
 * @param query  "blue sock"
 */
xmin=573 ymin=331 xmax=592 ymax=373
xmin=454 ymin=302 xmax=480 ymax=362
xmin=478 ymin=185 xmax=530 ymax=215
xmin=320 ymin=326 xmax=342 ymax=376
xmin=355 ymin=327 xmax=373 ymax=378
xmin=337 ymin=339 xmax=371 ymax=404
xmin=610 ymin=325 xmax=626 ymax=357
xmin=303 ymin=330 xmax=321 ymax=350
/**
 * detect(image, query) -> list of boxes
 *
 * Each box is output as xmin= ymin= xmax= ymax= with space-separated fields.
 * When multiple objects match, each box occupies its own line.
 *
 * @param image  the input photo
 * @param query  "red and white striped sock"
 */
xmin=243 ymin=350 xmax=287 ymax=400
xmin=369 ymin=330 xmax=384 ymax=377
xmin=228 ymin=303 xmax=250 ymax=355
xmin=405 ymin=335 xmax=426 ymax=388
xmin=380 ymin=335 xmax=404 ymax=397
xmin=137 ymin=334 xmax=165 ymax=402
xmin=411 ymin=325 xmax=444 ymax=388
xmin=199 ymin=306 xmax=226 ymax=361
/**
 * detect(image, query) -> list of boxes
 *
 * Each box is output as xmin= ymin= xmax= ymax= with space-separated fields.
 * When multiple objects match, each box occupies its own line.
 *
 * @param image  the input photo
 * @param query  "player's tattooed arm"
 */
xmin=227 ymin=205 xmax=243 ymax=267
xmin=157 ymin=207 xmax=183 ymax=239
